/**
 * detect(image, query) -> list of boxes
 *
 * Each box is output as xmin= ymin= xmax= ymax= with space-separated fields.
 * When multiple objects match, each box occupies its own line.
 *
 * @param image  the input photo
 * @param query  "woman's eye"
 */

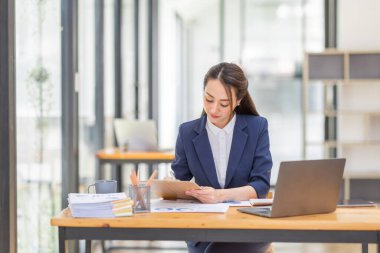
xmin=220 ymin=104 xmax=229 ymax=108
xmin=205 ymin=99 xmax=213 ymax=103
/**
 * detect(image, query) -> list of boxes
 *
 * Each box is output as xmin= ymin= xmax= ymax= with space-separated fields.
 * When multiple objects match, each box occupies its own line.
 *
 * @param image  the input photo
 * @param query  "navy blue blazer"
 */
xmin=171 ymin=114 xmax=272 ymax=198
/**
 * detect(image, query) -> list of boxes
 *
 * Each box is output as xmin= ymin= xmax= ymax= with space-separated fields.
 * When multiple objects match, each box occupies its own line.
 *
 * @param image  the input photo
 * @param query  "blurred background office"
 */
xmin=0 ymin=0 xmax=379 ymax=252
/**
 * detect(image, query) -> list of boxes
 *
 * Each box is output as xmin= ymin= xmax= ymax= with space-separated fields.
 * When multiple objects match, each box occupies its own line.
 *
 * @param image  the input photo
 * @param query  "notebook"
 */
xmin=238 ymin=158 xmax=346 ymax=218
xmin=337 ymin=199 xmax=377 ymax=207
xmin=151 ymin=179 xmax=200 ymax=200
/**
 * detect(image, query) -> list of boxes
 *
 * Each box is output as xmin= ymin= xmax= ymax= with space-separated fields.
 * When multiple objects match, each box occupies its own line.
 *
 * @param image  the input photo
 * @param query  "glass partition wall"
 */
xmin=78 ymin=0 xmax=118 ymax=186
xmin=242 ymin=0 xmax=324 ymax=181
xmin=158 ymin=0 xmax=324 ymax=182
xmin=158 ymin=0 xmax=221 ymax=153
xmin=78 ymin=0 xmax=96 ymax=192
xmin=78 ymin=0 xmax=150 ymax=195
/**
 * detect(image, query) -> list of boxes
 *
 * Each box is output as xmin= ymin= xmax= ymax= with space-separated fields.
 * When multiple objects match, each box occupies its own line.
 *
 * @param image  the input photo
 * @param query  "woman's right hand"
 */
xmin=185 ymin=186 xmax=221 ymax=204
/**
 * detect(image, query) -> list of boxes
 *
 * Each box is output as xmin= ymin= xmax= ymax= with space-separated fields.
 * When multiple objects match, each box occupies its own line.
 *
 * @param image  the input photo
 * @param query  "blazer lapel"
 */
xmin=225 ymin=115 xmax=248 ymax=188
xmin=192 ymin=116 xmax=221 ymax=189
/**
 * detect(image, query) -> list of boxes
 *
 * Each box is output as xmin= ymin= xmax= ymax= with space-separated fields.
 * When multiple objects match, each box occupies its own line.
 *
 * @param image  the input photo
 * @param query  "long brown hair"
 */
xmin=202 ymin=62 xmax=259 ymax=116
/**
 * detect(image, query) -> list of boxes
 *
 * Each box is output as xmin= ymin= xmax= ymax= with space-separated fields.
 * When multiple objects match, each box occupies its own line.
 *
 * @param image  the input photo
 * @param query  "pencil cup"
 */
xmin=128 ymin=184 xmax=151 ymax=213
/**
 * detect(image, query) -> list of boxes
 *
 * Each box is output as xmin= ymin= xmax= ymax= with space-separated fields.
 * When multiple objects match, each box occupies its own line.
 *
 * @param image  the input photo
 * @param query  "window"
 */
xmin=16 ymin=0 xmax=62 ymax=251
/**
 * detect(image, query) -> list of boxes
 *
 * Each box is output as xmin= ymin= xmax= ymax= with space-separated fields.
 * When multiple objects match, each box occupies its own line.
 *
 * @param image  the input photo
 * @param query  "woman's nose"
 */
xmin=210 ymin=103 xmax=219 ymax=113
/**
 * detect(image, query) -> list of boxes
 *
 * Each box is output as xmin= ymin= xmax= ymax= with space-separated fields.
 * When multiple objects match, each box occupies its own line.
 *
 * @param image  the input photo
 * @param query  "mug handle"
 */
xmin=88 ymin=184 xmax=95 ymax=193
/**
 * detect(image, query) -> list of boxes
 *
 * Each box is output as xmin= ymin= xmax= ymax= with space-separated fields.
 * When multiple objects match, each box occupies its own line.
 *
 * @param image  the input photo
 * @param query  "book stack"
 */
xmin=68 ymin=192 xmax=133 ymax=218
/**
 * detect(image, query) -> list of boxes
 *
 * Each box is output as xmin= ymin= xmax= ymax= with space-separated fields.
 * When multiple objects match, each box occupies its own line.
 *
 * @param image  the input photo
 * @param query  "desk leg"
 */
xmin=96 ymin=160 xmax=106 ymax=180
xmin=112 ymin=165 xmax=122 ymax=192
xmin=148 ymin=164 xmax=153 ymax=178
xmin=96 ymin=159 xmax=101 ymax=180
xmin=59 ymin=228 xmax=65 ymax=253
xmin=362 ymin=243 xmax=368 ymax=253
xmin=85 ymin=240 xmax=92 ymax=253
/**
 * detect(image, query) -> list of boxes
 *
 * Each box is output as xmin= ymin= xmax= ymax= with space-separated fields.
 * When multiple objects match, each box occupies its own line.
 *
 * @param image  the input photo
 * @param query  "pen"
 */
xmin=130 ymin=169 xmax=139 ymax=186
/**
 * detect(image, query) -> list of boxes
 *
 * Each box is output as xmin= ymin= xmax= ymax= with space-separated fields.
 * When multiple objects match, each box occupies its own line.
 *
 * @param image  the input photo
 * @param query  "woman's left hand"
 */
xmin=185 ymin=186 xmax=221 ymax=203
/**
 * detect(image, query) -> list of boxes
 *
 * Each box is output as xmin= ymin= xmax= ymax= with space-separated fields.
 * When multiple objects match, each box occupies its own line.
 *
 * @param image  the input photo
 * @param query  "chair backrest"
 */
xmin=113 ymin=119 xmax=158 ymax=151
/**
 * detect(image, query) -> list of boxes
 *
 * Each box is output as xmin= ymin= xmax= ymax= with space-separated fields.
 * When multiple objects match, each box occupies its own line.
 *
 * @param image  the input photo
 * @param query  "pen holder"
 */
xmin=128 ymin=184 xmax=151 ymax=213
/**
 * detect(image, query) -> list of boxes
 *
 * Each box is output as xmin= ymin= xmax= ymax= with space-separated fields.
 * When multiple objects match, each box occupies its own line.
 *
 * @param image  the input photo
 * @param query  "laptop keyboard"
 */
xmin=237 ymin=207 xmax=273 ymax=216
xmin=254 ymin=207 xmax=272 ymax=214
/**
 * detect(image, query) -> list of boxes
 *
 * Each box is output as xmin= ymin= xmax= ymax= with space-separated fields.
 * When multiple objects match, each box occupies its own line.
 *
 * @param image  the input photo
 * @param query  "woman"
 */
xmin=172 ymin=62 xmax=272 ymax=253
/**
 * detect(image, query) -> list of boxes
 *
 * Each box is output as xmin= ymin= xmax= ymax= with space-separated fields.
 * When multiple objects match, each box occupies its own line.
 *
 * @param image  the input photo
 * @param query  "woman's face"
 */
xmin=203 ymin=79 xmax=239 ymax=128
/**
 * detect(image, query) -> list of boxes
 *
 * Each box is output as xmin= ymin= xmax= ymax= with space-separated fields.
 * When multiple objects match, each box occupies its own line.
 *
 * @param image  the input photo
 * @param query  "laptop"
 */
xmin=114 ymin=119 xmax=158 ymax=151
xmin=238 ymin=158 xmax=346 ymax=218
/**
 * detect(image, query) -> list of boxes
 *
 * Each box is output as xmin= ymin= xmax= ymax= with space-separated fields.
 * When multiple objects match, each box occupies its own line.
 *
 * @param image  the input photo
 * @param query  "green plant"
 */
xmin=27 ymin=63 xmax=53 ymax=163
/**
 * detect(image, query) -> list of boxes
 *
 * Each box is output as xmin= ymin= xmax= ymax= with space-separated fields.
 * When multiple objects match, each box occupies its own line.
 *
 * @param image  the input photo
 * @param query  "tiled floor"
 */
xmin=93 ymin=240 xmax=378 ymax=253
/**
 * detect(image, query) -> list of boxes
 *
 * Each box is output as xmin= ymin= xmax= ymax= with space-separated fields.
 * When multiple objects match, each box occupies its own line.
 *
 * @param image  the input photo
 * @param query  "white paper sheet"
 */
xmin=68 ymin=192 xmax=127 ymax=204
xmin=151 ymin=199 xmax=229 ymax=213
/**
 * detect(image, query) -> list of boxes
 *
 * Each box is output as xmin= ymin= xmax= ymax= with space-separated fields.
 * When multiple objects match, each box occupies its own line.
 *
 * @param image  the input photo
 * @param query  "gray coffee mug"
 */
xmin=88 ymin=180 xmax=117 ymax=194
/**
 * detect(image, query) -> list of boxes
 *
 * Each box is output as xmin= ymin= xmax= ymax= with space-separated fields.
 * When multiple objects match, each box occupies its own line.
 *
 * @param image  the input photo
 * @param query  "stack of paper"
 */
xmin=68 ymin=192 xmax=133 ymax=218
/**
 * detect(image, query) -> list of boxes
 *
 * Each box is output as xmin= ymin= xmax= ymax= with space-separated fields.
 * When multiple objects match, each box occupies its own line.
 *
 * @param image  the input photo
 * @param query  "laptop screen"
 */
xmin=114 ymin=119 xmax=158 ymax=151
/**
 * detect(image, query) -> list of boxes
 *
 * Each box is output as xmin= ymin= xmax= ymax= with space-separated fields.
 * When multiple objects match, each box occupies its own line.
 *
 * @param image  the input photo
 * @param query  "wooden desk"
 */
xmin=51 ymin=207 xmax=380 ymax=253
xmin=96 ymin=148 xmax=174 ymax=190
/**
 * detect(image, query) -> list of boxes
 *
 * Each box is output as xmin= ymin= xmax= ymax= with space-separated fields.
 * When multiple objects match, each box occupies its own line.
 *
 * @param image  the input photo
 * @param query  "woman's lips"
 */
xmin=210 ymin=114 xmax=220 ymax=119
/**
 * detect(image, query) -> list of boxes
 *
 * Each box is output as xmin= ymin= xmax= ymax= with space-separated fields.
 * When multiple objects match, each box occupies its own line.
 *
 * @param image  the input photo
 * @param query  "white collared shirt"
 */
xmin=206 ymin=114 xmax=236 ymax=188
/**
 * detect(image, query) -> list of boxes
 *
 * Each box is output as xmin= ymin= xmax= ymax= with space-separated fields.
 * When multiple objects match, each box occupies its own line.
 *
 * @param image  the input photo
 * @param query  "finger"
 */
xmin=191 ymin=193 xmax=213 ymax=201
xmin=198 ymin=197 xmax=215 ymax=204
xmin=192 ymin=190 xmax=213 ymax=196
xmin=185 ymin=190 xmax=195 ymax=196
xmin=199 ymin=190 xmax=215 ymax=196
